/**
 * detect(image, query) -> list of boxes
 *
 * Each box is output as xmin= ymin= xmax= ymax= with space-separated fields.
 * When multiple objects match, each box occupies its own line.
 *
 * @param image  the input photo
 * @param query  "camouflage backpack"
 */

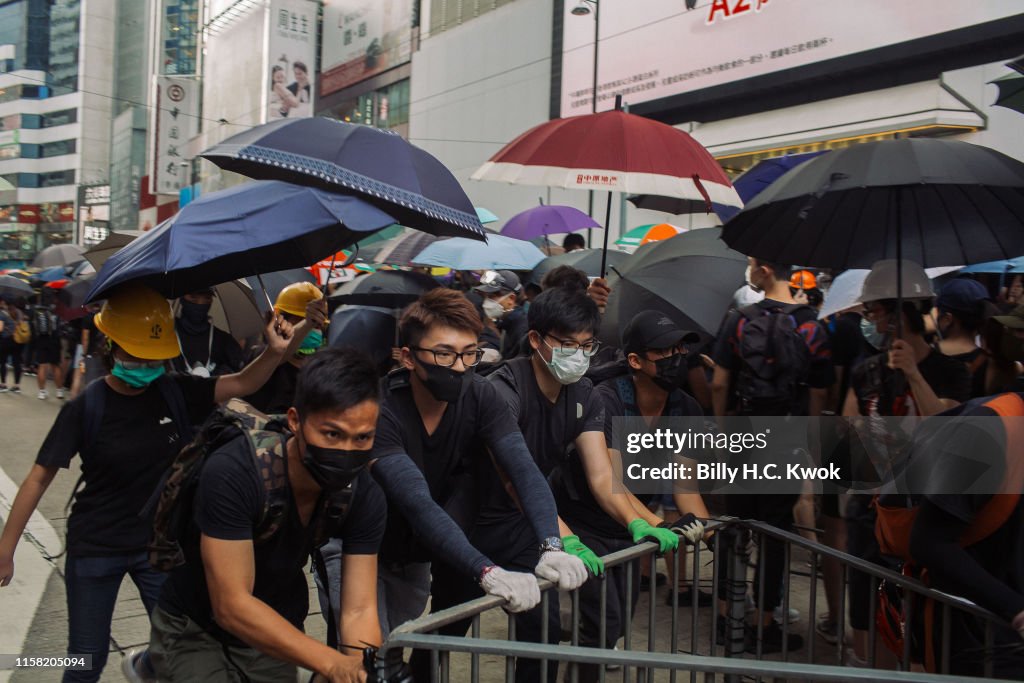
xmin=148 ymin=398 xmax=356 ymax=572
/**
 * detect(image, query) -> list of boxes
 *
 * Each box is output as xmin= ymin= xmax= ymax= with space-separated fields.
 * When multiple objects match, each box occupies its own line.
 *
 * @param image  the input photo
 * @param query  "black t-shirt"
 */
xmin=243 ymin=361 xmax=300 ymax=415
xmin=948 ymin=347 xmax=988 ymax=399
xmin=160 ymin=437 xmax=385 ymax=643
xmin=35 ymin=374 xmax=216 ymax=555
xmin=498 ymin=308 xmax=529 ymax=360
xmin=826 ymin=312 xmax=870 ymax=413
xmin=371 ymin=369 xmax=520 ymax=561
xmin=713 ymin=299 xmax=834 ymax=414
xmin=485 ymin=358 xmax=605 ymax=520
xmin=852 ymin=348 xmax=971 ymax=417
xmin=172 ymin=325 xmax=245 ymax=377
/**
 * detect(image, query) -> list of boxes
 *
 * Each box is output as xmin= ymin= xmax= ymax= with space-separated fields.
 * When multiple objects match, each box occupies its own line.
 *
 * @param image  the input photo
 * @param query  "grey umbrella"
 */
xmin=84 ymin=231 xmax=146 ymax=269
xmin=31 ymin=243 xmax=85 ymax=269
xmin=0 ymin=274 xmax=34 ymax=300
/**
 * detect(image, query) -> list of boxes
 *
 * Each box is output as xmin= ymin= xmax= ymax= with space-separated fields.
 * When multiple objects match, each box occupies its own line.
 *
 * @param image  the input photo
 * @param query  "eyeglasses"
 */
xmin=412 ymin=346 xmax=485 ymax=368
xmin=544 ymin=334 xmax=601 ymax=357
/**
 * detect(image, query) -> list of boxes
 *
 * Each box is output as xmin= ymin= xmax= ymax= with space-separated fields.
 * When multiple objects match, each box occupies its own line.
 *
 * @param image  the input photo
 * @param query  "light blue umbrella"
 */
xmin=412 ymin=234 xmax=545 ymax=270
xmin=960 ymin=256 xmax=1024 ymax=274
xmin=475 ymin=206 xmax=499 ymax=224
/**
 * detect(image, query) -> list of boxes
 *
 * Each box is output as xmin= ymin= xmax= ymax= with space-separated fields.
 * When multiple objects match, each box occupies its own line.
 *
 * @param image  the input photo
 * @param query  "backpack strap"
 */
xmin=614 ymin=375 xmax=639 ymax=417
xmin=960 ymin=393 xmax=1024 ymax=547
xmin=154 ymin=374 xmax=194 ymax=444
xmin=251 ymin=429 xmax=291 ymax=544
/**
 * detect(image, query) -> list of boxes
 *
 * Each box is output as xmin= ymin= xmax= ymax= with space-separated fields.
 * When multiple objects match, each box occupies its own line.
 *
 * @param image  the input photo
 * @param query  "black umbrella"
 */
xmin=372 ymin=230 xmax=446 ymax=266
xmin=329 ymin=270 xmax=439 ymax=309
xmin=723 ymin=138 xmax=1024 ymax=269
xmin=0 ymin=274 xmax=34 ymax=300
xmin=328 ymin=306 xmax=397 ymax=368
xmin=245 ymin=268 xmax=318 ymax=315
xmin=57 ymin=273 xmax=96 ymax=309
xmin=527 ymin=248 xmax=632 ymax=287
xmin=991 ymin=75 xmax=1024 ymax=115
xmin=599 ymin=228 xmax=746 ymax=346
xmin=201 ymin=118 xmax=486 ymax=239
xmin=31 ymin=243 xmax=85 ymax=269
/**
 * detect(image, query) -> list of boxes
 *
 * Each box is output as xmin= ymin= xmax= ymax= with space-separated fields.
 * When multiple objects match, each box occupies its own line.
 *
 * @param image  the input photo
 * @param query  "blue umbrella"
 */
xmin=476 ymin=207 xmax=499 ymax=224
xmin=86 ymin=180 xmax=396 ymax=302
xmin=34 ymin=266 xmax=69 ymax=283
xmin=715 ymin=151 xmax=828 ymax=223
xmin=201 ymin=118 xmax=486 ymax=239
xmin=412 ymin=234 xmax=546 ymax=271
xmin=960 ymin=256 xmax=1024 ymax=274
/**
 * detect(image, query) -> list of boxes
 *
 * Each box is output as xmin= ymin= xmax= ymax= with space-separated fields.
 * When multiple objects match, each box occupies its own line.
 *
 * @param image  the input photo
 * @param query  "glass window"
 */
xmin=20 ymin=114 xmax=40 ymax=129
xmin=40 ymin=139 xmax=75 ymax=157
xmin=19 ymin=143 xmax=39 ymax=159
xmin=41 ymin=108 xmax=76 ymax=127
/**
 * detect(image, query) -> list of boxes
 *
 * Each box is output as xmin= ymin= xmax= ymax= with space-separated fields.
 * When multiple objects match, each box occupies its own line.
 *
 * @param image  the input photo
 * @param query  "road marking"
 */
xmin=0 ymin=467 xmax=61 ymax=681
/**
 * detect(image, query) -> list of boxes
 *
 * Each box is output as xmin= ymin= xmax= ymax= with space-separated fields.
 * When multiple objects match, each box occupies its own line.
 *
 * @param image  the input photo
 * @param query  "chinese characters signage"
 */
xmin=321 ymin=0 xmax=413 ymax=96
xmin=266 ymin=0 xmax=318 ymax=121
xmin=79 ymin=184 xmax=111 ymax=246
xmin=152 ymin=77 xmax=199 ymax=196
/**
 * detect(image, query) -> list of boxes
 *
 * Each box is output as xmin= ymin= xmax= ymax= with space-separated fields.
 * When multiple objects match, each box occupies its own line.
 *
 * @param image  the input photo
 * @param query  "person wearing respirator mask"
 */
xmin=474 ymin=269 xmax=528 ymax=360
xmin=243 ymin=281 xmax=327 ymax=414
xmin=172 ymin=288 xmax=245 ymax=378
xmin=0 ymin=283 xmax=297 ymax=683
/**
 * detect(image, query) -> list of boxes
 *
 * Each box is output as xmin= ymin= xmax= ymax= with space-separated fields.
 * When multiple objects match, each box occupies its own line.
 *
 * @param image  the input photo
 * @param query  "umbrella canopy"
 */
xmin=206 ymin=280 xmax=265 ymax=340
xmin=56 ymin=273 xmax=96 ymax=310
xmin=32 ymin=266 xmax=69 ymax=284
xmin=471 ymin=109 xmax=741 ymax=208
xmin=961 ymin=256 xmax=1024 ymax=275
xmin=372 ymin=230 xmax=445 ymax=266
xmin=818 ymin=266 xmax=966 ymax=320
xmin=412 ymin=234 xmax=546 ymax=271
xmin=600 ymin=228 xmax=747 ymax=345
xmin=87 ymin=181 xmax=396 ymax=303
xmin=991 ymin=74 xmax=1024 ymax=115
xmin=329 ymin=269 xmax=439 ymax=308
xmin=0 ymin=274 xmax=33 ymax=299
xmin=527 ymin=248 xmax=631 ymax=286
xmin=476 ymin=207 xmax=499 ymax=225
xmin=722 ymin=138 xmax=1024 ymax=269
xmin=328 ymin=305 xmax=398 ymax=367
xmin=31 ymin=243 xmax=85 ymax=269
xmin=615 ymin=223 xmax=685 ymax=248
xmin=84 ymin=231 xmax=147 ymax=269
xmin=246 ymin=268 xmax=319 ymax=315
xmin=201 ymin=117 xmax=485 ymax=239
xmin=500 ymin=204 xmax=601 ymax=241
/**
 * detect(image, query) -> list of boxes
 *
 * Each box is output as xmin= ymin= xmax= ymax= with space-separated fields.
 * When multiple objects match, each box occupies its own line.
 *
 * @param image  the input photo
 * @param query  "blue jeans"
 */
xmin=63 ymin=552 xmax=166 ymax=683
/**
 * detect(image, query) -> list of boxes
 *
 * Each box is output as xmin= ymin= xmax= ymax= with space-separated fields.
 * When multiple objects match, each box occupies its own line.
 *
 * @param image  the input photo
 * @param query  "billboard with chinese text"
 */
xmin=321 ymin=0 xmax=413 ymax=96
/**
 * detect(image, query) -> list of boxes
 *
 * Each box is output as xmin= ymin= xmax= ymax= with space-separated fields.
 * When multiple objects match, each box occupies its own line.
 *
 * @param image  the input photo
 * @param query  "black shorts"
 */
xmin=35 ymin=336 xmax=61 ymax=365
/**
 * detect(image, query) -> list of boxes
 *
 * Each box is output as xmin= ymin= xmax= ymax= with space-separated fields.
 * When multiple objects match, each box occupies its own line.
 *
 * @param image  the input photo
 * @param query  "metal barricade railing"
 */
xmin=381 ymin=518 xmax=1019 ymax=683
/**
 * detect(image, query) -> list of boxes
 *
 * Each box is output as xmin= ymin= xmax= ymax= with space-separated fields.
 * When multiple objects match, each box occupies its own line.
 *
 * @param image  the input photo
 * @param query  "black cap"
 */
xmin=622 ymin=310 xmax=699 ymax=354
xmin=474 ymin=269 xmax=522 ymax=295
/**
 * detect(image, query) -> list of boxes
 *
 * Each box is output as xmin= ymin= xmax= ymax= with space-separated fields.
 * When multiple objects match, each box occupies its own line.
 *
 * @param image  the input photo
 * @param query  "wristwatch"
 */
xmin=539 ymin=536 xmax=564 ymax=553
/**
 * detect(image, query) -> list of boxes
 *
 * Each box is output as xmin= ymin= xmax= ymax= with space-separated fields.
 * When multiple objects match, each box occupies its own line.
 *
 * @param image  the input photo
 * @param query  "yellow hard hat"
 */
xmin=274 ymin=281 xmax=323 ymax=318
xmin=94 ymin=284 xmax=180 ymax=360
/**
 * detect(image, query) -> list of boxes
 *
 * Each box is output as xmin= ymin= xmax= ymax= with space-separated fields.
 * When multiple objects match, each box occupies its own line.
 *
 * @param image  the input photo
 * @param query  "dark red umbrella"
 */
xmin=472 ymin=101 xmax=741 ymax=273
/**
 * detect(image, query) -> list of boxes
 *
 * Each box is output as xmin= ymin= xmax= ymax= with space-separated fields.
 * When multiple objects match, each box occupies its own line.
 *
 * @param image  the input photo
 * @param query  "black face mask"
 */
xmin=301 ymin=442 xmax=371 ymax=492
xmin=179 ymin=301 xmax=211 ymax=335
xmin=651 ymin=353 xmax=686 ymax=392
xmin=417 ymin=359 xmax=472 ymax=403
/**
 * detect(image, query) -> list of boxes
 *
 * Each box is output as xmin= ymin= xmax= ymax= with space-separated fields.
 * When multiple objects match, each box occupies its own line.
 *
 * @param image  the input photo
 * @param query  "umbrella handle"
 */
xmin=255 ymin=273 xmax=275 ymax=313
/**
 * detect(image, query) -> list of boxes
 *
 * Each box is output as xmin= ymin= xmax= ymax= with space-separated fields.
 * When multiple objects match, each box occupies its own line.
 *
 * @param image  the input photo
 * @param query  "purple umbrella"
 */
xmin=499 ymin=204 xmax=602 ymax=241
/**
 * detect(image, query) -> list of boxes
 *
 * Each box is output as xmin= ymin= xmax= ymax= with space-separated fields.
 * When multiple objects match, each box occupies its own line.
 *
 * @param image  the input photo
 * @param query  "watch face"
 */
xmin=543 ymin=537 xmax=564 ymax=551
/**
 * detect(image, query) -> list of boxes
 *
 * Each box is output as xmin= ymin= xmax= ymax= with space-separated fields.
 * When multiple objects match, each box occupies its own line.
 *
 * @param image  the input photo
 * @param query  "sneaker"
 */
xmin=11 ymin=386 xmax=20 ymax=394
xmin=56 ymin=388 xmax=65 ymax=400
xmin=665 ymin=587 xmax=714 ymax=608
xmin=816 ymin=614 xmax=839 ymax=645
xmin=605 ymin=644 xmax=622 ymax=671
xmin=37 ymin=389 xmax=47 ymax=400
xmin=748 ymin=621 xmax=804 ymax=654
xmin=773 ymin=605 xmax=800 ymax=624
xmin=121 ymin=647 xmax=157 ymax=682
xmin=0 ymin=384 xmax=6 ymax=392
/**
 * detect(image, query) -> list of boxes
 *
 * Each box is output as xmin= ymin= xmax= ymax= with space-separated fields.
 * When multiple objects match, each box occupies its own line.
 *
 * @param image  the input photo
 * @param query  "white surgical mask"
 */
xmin=544 ymin=343 xmax=590 ymax=385
xmin=745 ymin=265 xmax=763 ymax=293
xmin=482 ymin=298 xmax=506 ymax=321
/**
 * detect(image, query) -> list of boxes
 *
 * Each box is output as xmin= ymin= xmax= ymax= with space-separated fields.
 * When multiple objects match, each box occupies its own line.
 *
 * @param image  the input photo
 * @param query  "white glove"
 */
xmin=480 ymin=566 xmax=541 ymax=613
xmin=535 ymin=550 xmax=588 ymax=591
xmin=662 ymin=513 xmax=705 ymax=546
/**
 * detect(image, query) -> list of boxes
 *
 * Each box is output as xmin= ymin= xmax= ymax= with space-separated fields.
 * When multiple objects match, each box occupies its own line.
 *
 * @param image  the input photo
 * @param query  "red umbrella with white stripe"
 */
xmin=471 ymin=100 xmax=741 ymax=273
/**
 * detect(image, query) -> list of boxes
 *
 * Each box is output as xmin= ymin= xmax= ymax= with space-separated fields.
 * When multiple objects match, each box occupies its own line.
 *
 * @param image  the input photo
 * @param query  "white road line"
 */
xmin=0 ymin=467 xmax=61 ymax=682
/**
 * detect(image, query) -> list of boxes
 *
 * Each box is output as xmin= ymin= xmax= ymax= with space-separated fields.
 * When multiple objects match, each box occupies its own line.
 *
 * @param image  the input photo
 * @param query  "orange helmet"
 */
xmin=789 ymin=270 xmax=817 ymax=290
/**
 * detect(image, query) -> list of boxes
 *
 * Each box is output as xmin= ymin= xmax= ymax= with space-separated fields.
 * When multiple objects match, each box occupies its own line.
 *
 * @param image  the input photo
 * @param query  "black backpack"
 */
xmin=735 ymin=303 xmax=814 ymax=410
xmin=146 ymin=398 xmax=356 ymax=572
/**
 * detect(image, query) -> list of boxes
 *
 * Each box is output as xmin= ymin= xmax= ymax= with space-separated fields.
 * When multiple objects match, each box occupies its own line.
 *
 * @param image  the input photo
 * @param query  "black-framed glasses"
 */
xmin=544 ymin=334 xmax=601 ymax=357
xmin=412 ymin=346 xmax=485 ymax=368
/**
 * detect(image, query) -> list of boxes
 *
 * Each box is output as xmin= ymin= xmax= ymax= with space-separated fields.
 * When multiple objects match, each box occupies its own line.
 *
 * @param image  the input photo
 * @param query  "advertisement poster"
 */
xmin=321 ymin=0 xmax=413 ymax=96
xmin=560 ymin=0 xmax=1024 ymax=117
xmin=267 ymin=0 xmax=319 ymax=121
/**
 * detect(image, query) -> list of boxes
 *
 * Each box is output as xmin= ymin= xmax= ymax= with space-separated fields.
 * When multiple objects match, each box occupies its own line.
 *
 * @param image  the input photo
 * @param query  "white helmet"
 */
xmin=857 ymin=260 xmax=935 ymax=304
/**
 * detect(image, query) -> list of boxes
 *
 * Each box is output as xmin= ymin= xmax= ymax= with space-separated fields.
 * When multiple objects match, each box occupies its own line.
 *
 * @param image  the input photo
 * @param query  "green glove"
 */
xmin=628 ymin=518 xmax=679 ymax=554
xmin=562 ymin=535 xmax=605 ymax=575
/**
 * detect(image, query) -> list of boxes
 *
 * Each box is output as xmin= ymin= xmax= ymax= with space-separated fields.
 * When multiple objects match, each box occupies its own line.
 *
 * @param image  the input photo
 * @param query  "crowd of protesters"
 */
xmin=0 ymin=247 xmax=1023 ymax=682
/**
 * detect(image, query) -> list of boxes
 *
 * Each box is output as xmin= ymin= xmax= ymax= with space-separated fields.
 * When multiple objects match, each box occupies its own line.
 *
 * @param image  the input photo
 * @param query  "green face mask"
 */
xmin=297 ymin=329 xmax=323 ymax=356
xmin=112 ymin=360 xmax=166 ymax=388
